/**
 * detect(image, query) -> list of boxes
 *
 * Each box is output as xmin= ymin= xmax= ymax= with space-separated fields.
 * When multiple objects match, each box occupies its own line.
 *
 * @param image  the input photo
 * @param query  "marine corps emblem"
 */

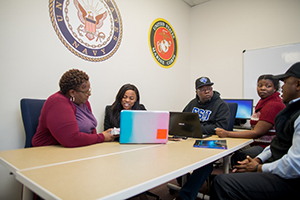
xmin=149 ymin=18 xmax=178 ymax=68
xmin=49 ymin=0 xmax=122 ymax=62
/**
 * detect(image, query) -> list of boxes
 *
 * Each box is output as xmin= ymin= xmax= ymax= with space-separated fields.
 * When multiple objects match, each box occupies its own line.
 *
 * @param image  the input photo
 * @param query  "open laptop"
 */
xmin=119 ymin=110 xmax=169 ymax=144
xmin=169 ymin=112 xmax=208 ymax=139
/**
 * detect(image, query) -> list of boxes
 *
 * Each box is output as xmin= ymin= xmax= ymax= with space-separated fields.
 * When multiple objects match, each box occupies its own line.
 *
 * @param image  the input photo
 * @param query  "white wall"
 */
xmin=0 ymin=0 xmax=191 ymax=199
xmin=190 ymin=0 xmax=300 ymax=99
xmin=1 ymin=0 xmax=300 ymax=199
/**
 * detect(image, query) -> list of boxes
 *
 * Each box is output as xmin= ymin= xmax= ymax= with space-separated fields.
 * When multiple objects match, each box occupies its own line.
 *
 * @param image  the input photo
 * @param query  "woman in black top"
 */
xmin=104 ymin=84 xmax=146 ymax=130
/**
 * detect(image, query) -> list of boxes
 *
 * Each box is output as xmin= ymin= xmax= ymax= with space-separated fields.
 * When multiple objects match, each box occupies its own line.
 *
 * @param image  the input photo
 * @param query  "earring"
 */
xmin=70 ymin=96 xmax=75 ymax=102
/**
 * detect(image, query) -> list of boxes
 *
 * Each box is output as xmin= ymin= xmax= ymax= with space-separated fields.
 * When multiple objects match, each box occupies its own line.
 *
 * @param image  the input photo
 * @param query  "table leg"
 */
xmin=22 ymin=185 xmax=34 ymax=200
xmin=223 ymin=156 xmax=229 ymax=174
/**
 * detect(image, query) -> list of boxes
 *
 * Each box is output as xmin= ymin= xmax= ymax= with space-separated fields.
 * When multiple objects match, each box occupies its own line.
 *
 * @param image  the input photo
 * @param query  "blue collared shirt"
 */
xmin=257 ymin=97 xmax=300 ymax=179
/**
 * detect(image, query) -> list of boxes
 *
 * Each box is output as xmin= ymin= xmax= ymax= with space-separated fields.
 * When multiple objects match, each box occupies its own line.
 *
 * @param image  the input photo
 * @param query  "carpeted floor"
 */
xmin=127 ymin=177 xmax=211 ymax=200
xmin=127 ymin=166 xmax=224 ymax=200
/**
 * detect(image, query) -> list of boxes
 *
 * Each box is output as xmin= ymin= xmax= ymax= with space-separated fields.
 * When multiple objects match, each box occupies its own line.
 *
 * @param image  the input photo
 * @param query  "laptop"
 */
xmin=169 ymin=112 xmax=208 ymax=139
xmin=119 ymin=110 xmax=169 ymax=144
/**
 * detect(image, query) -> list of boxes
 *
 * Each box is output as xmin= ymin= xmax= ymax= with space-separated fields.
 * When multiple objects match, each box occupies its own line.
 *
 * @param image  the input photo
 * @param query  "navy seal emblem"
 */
xmin=49 ymin=0 xmax=122 ymax=62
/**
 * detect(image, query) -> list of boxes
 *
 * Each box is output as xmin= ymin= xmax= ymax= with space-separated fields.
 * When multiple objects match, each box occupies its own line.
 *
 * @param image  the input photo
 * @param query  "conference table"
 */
xmin=0 ymin=136 xmax=252 ymax=200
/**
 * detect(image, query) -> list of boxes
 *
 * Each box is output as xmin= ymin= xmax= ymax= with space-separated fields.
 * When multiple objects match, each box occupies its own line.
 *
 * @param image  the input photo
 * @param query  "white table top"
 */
xmin=0 ymin=142 xmax=155 ymax=173
xmin=1 ymin=136 xmax=253 ymax=200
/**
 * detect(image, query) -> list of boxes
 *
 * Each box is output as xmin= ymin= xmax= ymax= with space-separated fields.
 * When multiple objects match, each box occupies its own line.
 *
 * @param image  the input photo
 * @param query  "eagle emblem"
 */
xmin=74 ymin=0 xmax=107 ymax=41
xmin=49 ymin=0 xmax=123 ymax=62
xmin=157 ymin=30 xmax=172 ymax=54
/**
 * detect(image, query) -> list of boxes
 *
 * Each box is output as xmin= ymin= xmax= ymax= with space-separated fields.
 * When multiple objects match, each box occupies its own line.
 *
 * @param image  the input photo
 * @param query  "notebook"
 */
xmin=119 ymin=110 xmax=170 ymax=144
xmin=169 ymin=112 xmax=208 ymax=139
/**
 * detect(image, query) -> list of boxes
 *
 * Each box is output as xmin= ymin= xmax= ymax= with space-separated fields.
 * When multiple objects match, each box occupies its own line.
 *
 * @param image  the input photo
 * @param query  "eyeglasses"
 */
xmin=76 ymin=88 xmax=92 ymax=96
xmin=198 ymin=87 xmax=212 ymax=93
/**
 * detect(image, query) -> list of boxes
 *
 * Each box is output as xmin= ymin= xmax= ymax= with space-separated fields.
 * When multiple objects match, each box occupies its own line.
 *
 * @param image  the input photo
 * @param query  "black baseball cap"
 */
xmin=195 ymin=77 xmax=214 ymax=89
xmin=272 ymin=62 xmax=300 ymax=80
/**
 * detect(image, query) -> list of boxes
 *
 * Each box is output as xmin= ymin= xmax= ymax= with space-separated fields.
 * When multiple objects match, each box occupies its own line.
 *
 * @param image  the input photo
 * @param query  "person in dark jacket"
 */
xmin=210 ymin=62 xmax=300 ymax=200
xmin=183 ymin=76 xmax=230 ymax=135
xmin=175 ymin=77 xmax=230 ymax=200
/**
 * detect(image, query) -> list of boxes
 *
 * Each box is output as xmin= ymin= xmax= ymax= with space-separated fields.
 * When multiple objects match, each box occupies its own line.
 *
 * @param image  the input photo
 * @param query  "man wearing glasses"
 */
xmin=183 ymin=76 xmax=230 ymax=135
xmin=175 ymin=77 xmax=230 ymax=200
xmin=32 ymin=69 xmax=115 ymax=148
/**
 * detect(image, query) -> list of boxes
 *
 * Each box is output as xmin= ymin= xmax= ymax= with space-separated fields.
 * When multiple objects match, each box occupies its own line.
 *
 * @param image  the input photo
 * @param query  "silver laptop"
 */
xmin=169 ymin=112 xmax=208 ymax=139
xmin=119 ymin=110 xmax=170 ymax=144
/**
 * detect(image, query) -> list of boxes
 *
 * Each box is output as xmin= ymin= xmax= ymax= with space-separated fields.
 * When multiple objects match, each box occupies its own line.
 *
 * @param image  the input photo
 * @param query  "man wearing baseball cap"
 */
xmin=175 ymin=76 xmax=230 ymax=200
xmin=211 ymin=62 xmax=300 ymax=200
xmin=183 ymin=76 xmax=230 ymax=134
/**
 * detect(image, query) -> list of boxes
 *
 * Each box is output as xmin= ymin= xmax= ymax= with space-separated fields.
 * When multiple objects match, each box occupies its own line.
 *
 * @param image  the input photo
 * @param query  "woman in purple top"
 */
xmin=32 ymin=69 xmax=115 ymax=147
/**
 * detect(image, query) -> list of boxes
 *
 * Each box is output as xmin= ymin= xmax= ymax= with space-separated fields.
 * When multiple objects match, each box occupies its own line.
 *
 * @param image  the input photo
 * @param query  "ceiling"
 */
xmin=181 ymin=0 xmax=211 ymax=7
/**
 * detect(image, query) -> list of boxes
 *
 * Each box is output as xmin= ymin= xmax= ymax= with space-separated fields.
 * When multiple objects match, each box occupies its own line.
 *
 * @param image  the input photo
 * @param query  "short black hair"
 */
xmin=59 ymin=69 xmax=89 ymax=95
xmin=257 ymin=74 xmax=280 ymax=92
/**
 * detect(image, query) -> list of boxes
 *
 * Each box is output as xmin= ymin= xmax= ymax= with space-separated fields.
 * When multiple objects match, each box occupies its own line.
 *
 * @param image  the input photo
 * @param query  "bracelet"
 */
xmin=255 ymin=164 xmax=260 ymax=172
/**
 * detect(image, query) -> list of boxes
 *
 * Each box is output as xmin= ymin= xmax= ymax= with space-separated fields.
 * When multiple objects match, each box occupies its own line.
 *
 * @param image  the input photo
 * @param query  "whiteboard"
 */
xmin=243 ymin=43 xmax=300 ymax=105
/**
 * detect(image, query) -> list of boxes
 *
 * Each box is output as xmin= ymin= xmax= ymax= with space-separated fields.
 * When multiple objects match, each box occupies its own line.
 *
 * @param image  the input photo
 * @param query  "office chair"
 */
xmin=19 ymin=99 xmax=46 ymax=200
xmin=227 ymin=103 xmax=238 ymax=131
xmin=20 ymin=98 xmax=46 ymax=148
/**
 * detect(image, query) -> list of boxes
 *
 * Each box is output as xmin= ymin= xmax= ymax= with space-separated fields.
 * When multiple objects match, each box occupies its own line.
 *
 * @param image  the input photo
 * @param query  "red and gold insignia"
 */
xmin=149 ymin=18 xmax=178 ymax=68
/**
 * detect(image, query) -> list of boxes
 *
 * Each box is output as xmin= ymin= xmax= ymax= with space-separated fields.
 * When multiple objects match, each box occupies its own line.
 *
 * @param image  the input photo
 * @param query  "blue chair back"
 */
xmin=227 ymin=102 xmax=238 ymax=131
xmin=20 ymin=98 xmax=46 ymax=148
